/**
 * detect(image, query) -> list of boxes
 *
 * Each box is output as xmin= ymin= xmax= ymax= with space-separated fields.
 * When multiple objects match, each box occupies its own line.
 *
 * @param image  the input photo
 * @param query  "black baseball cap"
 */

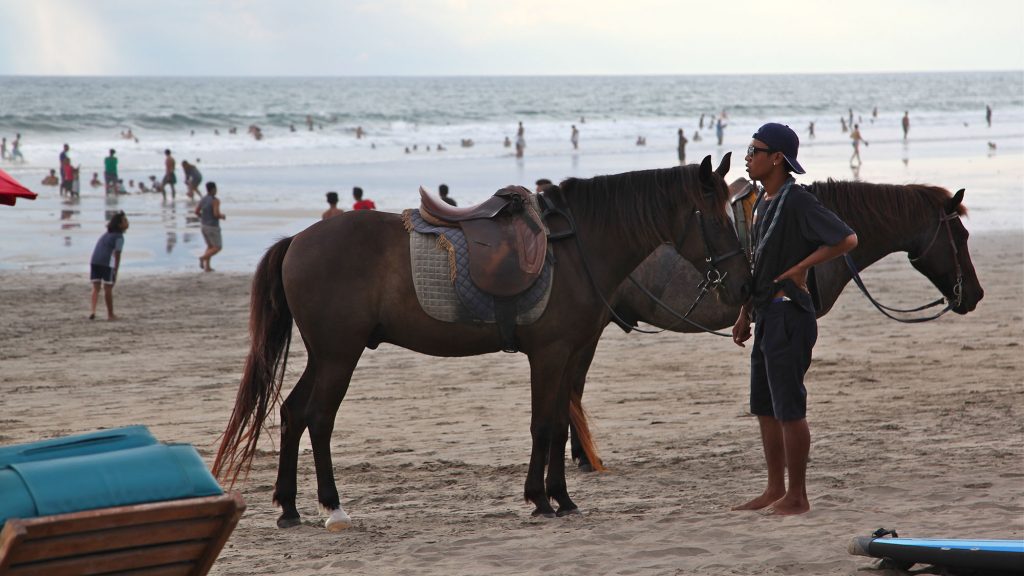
xmin=751 ymin=123 xmax=805 ymax=174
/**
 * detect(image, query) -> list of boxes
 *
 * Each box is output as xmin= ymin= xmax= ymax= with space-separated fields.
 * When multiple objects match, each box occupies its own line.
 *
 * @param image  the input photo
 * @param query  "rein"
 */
xmin=844 ymin=210 xmax=963 ymax=323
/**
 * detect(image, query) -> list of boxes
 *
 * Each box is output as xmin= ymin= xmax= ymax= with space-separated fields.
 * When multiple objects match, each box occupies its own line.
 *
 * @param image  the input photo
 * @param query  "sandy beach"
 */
xmin=1 ymin=220 xmax=1021 ymax=575
xmin=2 ymin=72 xmax=1022 ymax=575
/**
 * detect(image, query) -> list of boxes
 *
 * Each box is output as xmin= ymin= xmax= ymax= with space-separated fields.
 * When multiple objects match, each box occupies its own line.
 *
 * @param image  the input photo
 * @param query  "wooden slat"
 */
xmin=6 ymin=541 xmax=206 ymax=576
xmin=0 ymin=493 xmax=245 ymax=576
xmin=9 ymin=495 xmax=237 ymax=539
xmin=9 ymin=517 xmax=221 ymax=564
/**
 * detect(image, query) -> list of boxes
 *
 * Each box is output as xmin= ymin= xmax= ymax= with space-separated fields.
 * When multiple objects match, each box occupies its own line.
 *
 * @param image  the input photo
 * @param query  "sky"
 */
xmin=0 ymin=0 xmax=1021 ymax=76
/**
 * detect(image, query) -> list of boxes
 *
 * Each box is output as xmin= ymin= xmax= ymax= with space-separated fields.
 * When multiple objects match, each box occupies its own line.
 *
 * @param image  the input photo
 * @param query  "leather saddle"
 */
xmin=419 ymin=185 xmax=547 ymax=297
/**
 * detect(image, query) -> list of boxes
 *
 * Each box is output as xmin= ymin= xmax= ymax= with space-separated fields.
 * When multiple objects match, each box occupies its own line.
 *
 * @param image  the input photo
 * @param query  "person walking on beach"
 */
xmin=807 ymin=121 xmax=815 ymax=139
xmin=901 ymin=111 xmax=910 ymax=141
xmin=352 ymin=187 xmax=376 ymax=210
xmin=11 ymin=133 xmax=23 ymax=162
xmin=322 ymin=191 xmax=344 ymax=220
xmin=162 ymin=149 xmax=177 ymax=199
xmin=439 ymin=184 xmax=457 ymax=206
xmin=677 ymin=128 xmax=688 ymax=165
xmin=849 ymin=124 xmax=868 ymax=167
xmin=89 ymin=211 xmax=129 ymax=321
xmin=732 ymin=123 xmax=857 ymax=516
xmin=715 ymin=118 xmax=726 ymax=146
xmin=515 ymin=122 xmax=526 ymax=158
xmin=182 ymin=160 xmax=202 ymax=200
xmin=104 ymin=149 xmax=119 ymax=194
xmin=570 ymin=124 xmax=579 ymax=150
xmin=985 ymin=104 xmax=992 ymax=127
xmin=196 ymin=182 xmax=225 ymax=272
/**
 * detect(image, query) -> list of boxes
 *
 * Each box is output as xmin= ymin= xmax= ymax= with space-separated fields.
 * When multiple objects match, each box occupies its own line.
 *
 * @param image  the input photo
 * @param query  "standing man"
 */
xmin=985 ymin=104 xmax=992 ymax=127
xmin=59 ymin=144 xmax=71 ymax=195
xmin=901 ymin=111 xmax=910 ymax=141
xmin=677 ymin=128 xmax=688 ymax=165
xmin=352 ymin=186 xmax=376 ymax=210
xmin=732 ymin=123 xmax=857 ymax=516
xmin=715 ymin=118 xmax=726 ymax=146
xmin=849 ymin=124 xmax=867 ymax=167
xmin=162 ymin=149 xmax=177 ymax=199
xmin=104 ymin=149 xmax=119 ymax=194
xmin=196 ymin=182 xmax=225 ymax=272
xmin=515 ymin=121 xmax=525 ymax=158
xmin=570 ymin=124 xmax=579 ymax=150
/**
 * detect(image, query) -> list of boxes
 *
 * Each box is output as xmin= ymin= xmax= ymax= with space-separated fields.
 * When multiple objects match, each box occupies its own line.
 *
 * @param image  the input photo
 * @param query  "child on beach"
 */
xmin=89 ymin=211 xmax=129 ymax=320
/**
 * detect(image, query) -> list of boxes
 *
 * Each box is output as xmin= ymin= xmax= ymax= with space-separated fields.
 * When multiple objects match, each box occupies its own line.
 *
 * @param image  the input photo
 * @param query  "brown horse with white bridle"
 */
xmin=214 ymin=155 xmax=751 ymax=529
xmin=568 ymin=179 xmax=984 ymax=469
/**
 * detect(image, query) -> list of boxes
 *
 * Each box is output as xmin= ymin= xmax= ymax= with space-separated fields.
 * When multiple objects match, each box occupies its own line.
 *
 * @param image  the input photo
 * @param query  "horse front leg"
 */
xmin=273 ymin=367 xmax=316 ymax=528
xmin=306 ymin=355 xmax=359 ymax=531
xmin=525 ymin=350 xmax=573 ymax=517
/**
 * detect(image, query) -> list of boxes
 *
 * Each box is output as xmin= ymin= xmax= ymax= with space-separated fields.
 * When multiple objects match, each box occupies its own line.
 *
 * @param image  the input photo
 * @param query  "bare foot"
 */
xmin=759 ymin=497 xmax=810 ymax=516
xmin=204 ymin=267 xmax=214 ymax=273
xmin=198 ymin=256 xmax=206 ymax=269
xmin=732 ymin=490 xmax=785 ymax=511
xmin=107 ymin=314 xmax=120 ymax=322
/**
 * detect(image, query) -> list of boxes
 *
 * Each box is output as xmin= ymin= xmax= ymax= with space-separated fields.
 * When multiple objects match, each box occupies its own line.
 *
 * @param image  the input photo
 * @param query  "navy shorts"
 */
xmin=750 ymin=299 xmax=817 ymax=421
xmin=90 ymin=264 xmax=114 ymax=284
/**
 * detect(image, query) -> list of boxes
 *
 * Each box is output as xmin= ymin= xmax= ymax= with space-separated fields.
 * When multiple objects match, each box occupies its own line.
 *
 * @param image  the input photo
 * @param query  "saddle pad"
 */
xmin=405 ymin=209 xmax=553 ymax=324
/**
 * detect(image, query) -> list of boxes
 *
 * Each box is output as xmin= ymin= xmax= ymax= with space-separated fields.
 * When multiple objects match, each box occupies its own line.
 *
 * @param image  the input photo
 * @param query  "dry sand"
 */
xmin=1 ymin=230 xmax=1021 ymax=575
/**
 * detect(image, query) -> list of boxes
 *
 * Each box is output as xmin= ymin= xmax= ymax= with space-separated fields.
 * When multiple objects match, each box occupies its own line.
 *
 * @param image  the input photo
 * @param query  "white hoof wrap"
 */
xmin=324 ymin=507 xmax=353 ymax=531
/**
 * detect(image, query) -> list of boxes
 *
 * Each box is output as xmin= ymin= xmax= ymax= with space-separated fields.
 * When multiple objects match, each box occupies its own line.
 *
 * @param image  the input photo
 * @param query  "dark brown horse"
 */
xmin=213 ymin=155 xmax=752 ymax=529
xmin=569 ymin=179 xmax=984 ymax=469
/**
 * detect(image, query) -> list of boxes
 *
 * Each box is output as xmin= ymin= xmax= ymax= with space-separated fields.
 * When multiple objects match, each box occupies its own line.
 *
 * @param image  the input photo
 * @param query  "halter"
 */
xmin=538 ymin=189 xmax=745 ymax=336
xmin=844 ymin=209 xmax=964 ymax=323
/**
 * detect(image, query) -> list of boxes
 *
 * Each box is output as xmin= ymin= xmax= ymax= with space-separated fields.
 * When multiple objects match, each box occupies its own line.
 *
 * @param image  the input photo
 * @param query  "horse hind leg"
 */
xmin=273 ymin=365 xmax=316 ymax=528
xmin=306 ymin=353 xmax=362 ymax=531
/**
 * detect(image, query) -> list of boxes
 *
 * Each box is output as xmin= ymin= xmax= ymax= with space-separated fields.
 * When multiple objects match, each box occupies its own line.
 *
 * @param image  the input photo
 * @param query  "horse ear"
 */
xmin=715 ymin=152 xmax=732 ymax=177
xmin=947 ymin=188 xmax=965 ymax=211
xmin=699 ymin=155 xmax=713 ymax=184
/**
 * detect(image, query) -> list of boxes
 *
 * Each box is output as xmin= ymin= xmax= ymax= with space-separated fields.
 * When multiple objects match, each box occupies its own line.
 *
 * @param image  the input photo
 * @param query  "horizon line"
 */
xmin=0 ymin=69 xmax=1019 ymax=80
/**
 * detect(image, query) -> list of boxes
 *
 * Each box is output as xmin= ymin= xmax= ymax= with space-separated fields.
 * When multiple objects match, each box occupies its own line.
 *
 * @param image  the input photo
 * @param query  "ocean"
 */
xmin=1 ymin=72 xmax=1021 ymax=272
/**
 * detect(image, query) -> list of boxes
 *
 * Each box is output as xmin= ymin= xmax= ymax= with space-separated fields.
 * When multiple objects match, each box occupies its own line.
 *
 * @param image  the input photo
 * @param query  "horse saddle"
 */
xmin=419 ymin=185 xmax=547 ymax=297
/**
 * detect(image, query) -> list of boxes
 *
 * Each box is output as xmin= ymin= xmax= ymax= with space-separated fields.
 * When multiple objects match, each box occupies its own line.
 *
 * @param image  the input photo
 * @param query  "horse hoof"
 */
xmin=277 ymin=515 xmax=302 ymax=529
xmin=578 ymin=462 xmax=595 ymax=473
xmin=531 ymin=508 xmax=556 ymax=519
xmin=325 ymin=508 xmax=353 ymax=531
xmin=556 ymin=507 xmax=581 ymax=517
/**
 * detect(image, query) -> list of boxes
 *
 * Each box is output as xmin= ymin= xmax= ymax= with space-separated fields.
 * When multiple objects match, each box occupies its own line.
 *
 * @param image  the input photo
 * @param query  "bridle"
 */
xmin=538 ymin=188 xmax=746 ymax=336
xmin=844 ymin=209 xmax=964 ymax=323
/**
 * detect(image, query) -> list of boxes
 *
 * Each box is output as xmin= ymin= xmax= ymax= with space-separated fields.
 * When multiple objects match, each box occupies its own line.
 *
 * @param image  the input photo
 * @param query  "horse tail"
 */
xmin=213 ymin=236 xmax=294 ymax=488
xmin=569 ymin=391 xmax=606 ymax=472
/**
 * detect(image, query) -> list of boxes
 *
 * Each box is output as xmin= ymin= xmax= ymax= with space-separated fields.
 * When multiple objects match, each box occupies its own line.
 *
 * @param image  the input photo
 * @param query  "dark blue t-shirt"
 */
xmin=751 ymin=181 xmax=853 ymax=312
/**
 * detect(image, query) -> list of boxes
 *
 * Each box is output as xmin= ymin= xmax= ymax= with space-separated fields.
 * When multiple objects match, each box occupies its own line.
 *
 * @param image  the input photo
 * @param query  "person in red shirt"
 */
xmin=352 ymin=186 xmax=376 ymax=210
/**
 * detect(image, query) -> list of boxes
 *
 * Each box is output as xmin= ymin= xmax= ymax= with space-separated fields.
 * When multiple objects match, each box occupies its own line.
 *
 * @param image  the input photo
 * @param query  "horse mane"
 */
xmin=557 ymin=164 xmax=729 ymax=250
xmin=807 ymin=179 xmax=966 ymax=235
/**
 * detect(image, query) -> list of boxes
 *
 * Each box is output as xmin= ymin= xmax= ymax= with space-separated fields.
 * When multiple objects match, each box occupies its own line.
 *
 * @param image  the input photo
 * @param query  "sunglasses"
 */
xmin=747 ymin=145 xmax=773 ymax=156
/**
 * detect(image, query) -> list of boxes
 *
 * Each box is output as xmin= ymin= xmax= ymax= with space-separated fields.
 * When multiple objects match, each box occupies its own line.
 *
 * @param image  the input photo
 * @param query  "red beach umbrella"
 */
xmin=0 ymin=168 xmax=38 ymax=206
